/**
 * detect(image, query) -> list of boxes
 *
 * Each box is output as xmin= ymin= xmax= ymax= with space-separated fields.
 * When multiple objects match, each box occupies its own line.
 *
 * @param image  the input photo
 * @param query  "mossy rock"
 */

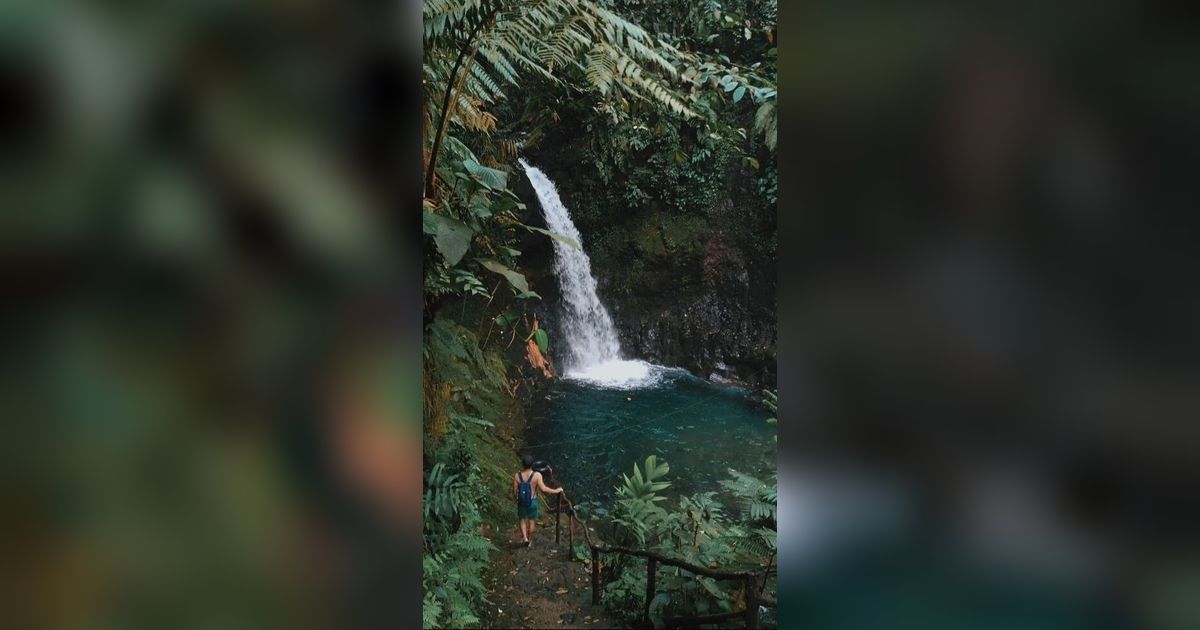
xmin=660 ymin=214 xmax=708 ymax=256
xmin=635 ymin=222 xmax=668 ymax=260
xmin=424 ymin=315 xmax=522 ymax=529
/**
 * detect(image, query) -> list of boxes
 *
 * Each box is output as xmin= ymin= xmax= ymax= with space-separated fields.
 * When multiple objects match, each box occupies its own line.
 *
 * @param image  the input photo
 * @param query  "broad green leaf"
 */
xmin=442 ymin=135 xmax=479 ymax=165
xmin=733 ymin=86 xmax=746 ymax=102
xmin=533 ymin=328 xmax=548 ymax=353
xmin=425 ymin=211 xmax=473 ymax=265
xmin=494 ymin=308 xmax=520 ymax=328
xmin=478 ymin=257 xmax=529 ymax=293
xmin=491 ymin=193 xmax=518 ymax=215
xmin=459 ymin=415 xmax=494 ymax=427
xmin=468 ymin=192 xmax=493 ymax=218
xmin=520 ymin=223 xmax=581 ymax=250
xmin=699 ymin=576 xmax=726 ymax=598
xmin=463 ymin=159 xmax=507 ymax=190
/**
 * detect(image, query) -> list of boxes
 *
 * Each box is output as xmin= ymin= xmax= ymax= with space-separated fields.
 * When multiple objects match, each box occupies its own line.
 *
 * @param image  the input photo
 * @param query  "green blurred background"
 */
xmin=2 ymin=1 xmax=425 ymax=627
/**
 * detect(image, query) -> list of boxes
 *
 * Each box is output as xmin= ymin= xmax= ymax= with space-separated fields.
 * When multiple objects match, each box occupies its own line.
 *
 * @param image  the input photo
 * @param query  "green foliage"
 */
xmin=424 ymin=462 xmax=468 ymax=521
xmin=720 ymin=468 xmax=777 ymax=524
xmin=423 ymin=531 xmax=491 ymax=628
xmin=518 ymin=223 xmax=582 ymax=250
xmin=762 ymin=388 xmax=777 ymax=442
xmin=620 ymin=455 xmax=672 ymax=499
xmin=463 ymin=158 xmax=508 ymax=190
xmin=422 ymin=444 xmax=496 ymax=629
xmin=423 ymin=316 xmax=518 ymax=628
xmin=422 ymin=0 xmax=776 ymax=341
xmin=754 ymin=101 xmax=777 ymax=151
xmin=424 ymin=211 xmax=475 ymax=266
xmin=494 ymin=308 xmax=520 ymax=328
xmin=612 ymin=456 xmax=673 ymax=545
xmin=421 ymin=2 xmax=778 ymax=626
xmin=422 ymin=592 xmax=443 ymax=628
xmin=423 ymin=0 xmax=706 ymax=141
xmin=598 ymin=456 xmax=777 ymax=627
xmin=478 ymin=257 xmax=529 ymax=293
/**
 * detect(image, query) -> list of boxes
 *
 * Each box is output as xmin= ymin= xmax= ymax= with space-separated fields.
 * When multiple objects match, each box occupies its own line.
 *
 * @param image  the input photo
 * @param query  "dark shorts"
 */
xmin=517 ymin=498 xmax=539 ymax=520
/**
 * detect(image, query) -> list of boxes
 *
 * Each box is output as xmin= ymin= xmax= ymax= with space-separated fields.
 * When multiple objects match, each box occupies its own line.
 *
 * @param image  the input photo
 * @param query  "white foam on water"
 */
xmin=565 ymin=359 xmax=656 ymax=388
xmin=563 ymin=360 xmax=697 ymax=390
xmin=519 ymin=159 xmax=623 ymax=373
xmin=519 ymin=159 xmax=695 ymax=389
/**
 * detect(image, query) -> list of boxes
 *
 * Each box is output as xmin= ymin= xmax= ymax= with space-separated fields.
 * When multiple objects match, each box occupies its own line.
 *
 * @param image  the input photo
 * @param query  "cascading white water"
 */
xmin=519 ymin=159 xmax=651 ymax=386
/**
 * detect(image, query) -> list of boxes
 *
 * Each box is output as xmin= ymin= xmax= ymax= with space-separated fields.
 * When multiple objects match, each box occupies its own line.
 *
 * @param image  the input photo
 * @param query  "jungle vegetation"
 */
xmin=422 ymin=1 xmax=777 ymax=627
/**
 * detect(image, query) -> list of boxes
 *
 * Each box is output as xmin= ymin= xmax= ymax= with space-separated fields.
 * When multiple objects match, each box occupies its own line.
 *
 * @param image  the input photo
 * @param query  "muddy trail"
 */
xmin=481 ymin=520 xmax=623 ymax=629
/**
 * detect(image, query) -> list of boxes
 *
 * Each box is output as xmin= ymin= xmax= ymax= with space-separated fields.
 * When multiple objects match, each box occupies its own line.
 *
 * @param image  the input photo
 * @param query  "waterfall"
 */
xmin=519 ymin=159 xmax=652 ymax=385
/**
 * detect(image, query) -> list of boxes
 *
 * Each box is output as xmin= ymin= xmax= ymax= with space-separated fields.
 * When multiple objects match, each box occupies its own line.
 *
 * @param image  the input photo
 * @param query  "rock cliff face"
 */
xmin=515 ymin=160 xmax=776 ymax=390
xmin=607 ymin=292 xmax=776 ymax=388
xmin=600 ymin=201 xmax=776 ymax=387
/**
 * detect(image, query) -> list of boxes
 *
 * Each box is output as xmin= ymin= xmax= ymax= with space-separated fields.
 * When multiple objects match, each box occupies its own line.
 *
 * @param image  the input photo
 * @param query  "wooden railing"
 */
xmin=547 ymin=490 xmax=774 ymax=629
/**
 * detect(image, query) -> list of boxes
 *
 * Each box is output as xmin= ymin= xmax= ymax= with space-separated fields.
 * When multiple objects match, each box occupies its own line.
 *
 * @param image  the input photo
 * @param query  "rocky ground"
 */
xmin=481 ymin=520 xmax=622 ymax=629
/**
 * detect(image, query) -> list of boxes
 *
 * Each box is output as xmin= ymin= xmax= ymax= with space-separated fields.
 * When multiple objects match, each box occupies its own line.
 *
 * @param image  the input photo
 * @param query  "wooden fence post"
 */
xmin=743 ymin=575 xmax=758 ymax=629
xmin=644 ymin=557 xmax=657 ymax=624
xmin=591 ymin=547 xmax=601 ymax=605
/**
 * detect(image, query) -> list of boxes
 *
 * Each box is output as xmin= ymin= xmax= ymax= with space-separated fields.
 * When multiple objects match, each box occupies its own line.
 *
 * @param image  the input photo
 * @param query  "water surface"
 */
xmin=523 ymin=365 xmax=776 ymax=514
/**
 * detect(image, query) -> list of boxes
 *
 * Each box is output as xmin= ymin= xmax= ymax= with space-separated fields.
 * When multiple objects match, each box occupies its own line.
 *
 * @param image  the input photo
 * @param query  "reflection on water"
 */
xmin=523 ymin=364 xmax=776 ymax=511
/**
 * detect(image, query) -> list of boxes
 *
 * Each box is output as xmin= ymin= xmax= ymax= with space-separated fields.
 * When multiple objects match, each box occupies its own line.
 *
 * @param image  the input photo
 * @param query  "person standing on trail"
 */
xmin=514 ymin=454 xmax=562 ymax=546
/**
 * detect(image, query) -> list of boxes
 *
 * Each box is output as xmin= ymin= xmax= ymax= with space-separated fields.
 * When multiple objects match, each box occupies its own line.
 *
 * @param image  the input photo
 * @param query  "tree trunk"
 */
xmin=424 ymin=11 xmax=496 ymax=199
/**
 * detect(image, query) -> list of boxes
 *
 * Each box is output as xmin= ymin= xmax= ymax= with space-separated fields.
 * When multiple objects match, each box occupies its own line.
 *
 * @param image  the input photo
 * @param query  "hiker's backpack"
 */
xmin=517 ymin=472 xmax=534 ymax=507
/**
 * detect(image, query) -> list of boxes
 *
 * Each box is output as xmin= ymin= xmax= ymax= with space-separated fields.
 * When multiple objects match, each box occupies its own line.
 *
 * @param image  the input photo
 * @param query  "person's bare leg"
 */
xmin=519 ymin=519 xmax=528 ymax=543
xmin=528 ymin=520 xmax=537 ymax=544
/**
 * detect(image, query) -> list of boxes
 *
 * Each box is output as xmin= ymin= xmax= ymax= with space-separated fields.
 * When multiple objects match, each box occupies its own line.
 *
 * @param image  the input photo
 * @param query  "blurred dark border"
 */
xmin=3 ymin=1 xmax=425 ymax=628
xmin=8 ymin=1 xmax=1200 ymax=628
xmin=778 ymin=2 xmax=1199 ymax=629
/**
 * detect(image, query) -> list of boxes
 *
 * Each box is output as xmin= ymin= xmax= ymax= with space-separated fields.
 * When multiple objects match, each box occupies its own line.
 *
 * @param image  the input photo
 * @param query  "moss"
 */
xmin=660 ymin=214 xmax=708 ymax=256
xmin=425 ymin=316 xmax=522 ymax=531
xmin=635 ymin=222 xmax=668 ymax=259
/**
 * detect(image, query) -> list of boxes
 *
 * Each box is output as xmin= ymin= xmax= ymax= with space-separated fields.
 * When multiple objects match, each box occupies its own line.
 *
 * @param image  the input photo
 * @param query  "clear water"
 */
xmin=522 ymin=364 xmax=777 ymax=515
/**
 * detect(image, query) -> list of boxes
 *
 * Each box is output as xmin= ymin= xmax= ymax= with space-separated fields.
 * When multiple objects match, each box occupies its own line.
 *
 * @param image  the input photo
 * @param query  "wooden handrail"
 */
xmin=594 ymin=544 xmax=757 ymax=580
xmin=555 ymin=489 xmax=772 ymax=628
xmin=559 ymin=492 xmax=756 ymax=578
xmin=664 ymin=610 xmax=747 ymax=626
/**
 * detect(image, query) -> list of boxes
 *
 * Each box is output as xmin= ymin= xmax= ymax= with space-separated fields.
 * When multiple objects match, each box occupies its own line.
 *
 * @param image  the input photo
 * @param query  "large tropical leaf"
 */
xmin=463 ymin=159 xmax=507 ymax=190
xmin=425 ymin=211 xmax=474 ymax=265
xmin=477 ymin=257 xmax=529 ymax=293
xmin=494 ymin=308 xmax=520 ymax=328
xmin=518 ymin=222 xmax=581 ymax=250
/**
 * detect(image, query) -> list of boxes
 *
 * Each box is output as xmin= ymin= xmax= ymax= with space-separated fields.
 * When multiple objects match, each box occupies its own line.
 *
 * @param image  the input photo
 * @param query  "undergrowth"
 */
xmin=598 ymin=456 xmax=778 ymax=628
xmin=423 ymin=315 xmax=522 ymax=628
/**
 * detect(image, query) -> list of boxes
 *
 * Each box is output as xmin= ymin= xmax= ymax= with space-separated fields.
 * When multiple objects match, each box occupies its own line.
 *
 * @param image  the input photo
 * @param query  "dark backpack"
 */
xmin=517 ymin=471 xmax=534 ymax=507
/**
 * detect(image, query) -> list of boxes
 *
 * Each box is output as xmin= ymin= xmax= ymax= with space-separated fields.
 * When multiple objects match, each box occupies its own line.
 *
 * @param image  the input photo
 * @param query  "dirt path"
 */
xmin=480 ymin=520 xmax=623 ymax=629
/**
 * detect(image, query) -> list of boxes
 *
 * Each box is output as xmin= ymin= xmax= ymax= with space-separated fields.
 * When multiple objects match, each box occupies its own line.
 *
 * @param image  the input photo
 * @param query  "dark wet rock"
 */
xmin=516 ymin=145 xmax=776 ymax=391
